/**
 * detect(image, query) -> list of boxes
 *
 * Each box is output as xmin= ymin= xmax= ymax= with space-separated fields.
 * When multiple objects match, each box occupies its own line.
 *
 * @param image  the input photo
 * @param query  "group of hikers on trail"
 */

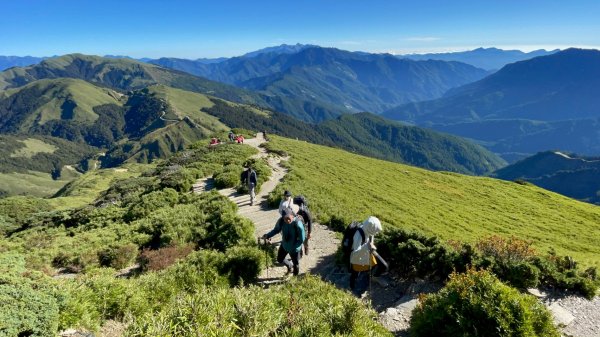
xmin=228 ymin=130 xmax=245 ymax=144
xmin=237 ymin=131 xmax=387 ymax=289
xmin=259 ymin=189 xmax=385 ymax=288
xmin=262 ymin=190 xmax=313 ymax=276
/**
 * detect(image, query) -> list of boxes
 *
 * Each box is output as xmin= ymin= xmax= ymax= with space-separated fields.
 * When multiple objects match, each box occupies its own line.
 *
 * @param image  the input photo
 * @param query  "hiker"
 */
xmin=228 ymin=131 xmax=235 ymax=142
xmin=278 ymin=190 xmax=294 ymax=216
xmin=293 ymin=196 xmax=313 ymax=255
xmin=349 ymin=216 xmax=386 ymax=289
xmin=240 ymin=165 xmax=258 ymax=206
xmin=262 ymin=208 xmax=305 ymax=276
xmin=236 ymin=135 xmax=245 ymax=144
xmin=209 ymin=137 xmax=218 ymax=146
xmin=263 ymin=130 xmax=268 ymax=141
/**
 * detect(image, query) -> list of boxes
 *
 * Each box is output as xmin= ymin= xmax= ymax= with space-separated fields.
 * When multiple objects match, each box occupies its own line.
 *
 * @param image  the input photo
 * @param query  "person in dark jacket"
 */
xmin=294 ymin=198 xmax=313 ymax=255
xmin=241 ymin=166 xmax=258 ymax=205
xmin=262 ymin=209 xmax=305 ymax=276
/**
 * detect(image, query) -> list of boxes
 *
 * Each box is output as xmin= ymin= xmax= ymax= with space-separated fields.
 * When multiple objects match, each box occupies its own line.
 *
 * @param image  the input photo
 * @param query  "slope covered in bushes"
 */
xmin=0 ymin=141 xmax=391 ymax=336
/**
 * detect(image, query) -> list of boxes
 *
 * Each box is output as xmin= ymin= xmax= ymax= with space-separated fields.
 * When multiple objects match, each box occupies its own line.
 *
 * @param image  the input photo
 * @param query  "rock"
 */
xmin=548 ymin=302 xmax=575 ymax=327
xmin=527 ymin=288 xmax=548 ymax=299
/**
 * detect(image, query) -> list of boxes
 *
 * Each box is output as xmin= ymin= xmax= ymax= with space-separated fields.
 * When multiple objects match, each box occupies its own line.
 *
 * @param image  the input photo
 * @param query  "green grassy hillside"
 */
xmin=0 ymin=135 xmax=98 ymax=197
xmin=0 ymin=54 xmax=346 ymax=123
xmin=266 ymin=137 xmax=600 ymax=268
xmin=203 ymin=98 xmax=505 ymax=175
xmin=0 ymin=78 xmax=123 ymax=133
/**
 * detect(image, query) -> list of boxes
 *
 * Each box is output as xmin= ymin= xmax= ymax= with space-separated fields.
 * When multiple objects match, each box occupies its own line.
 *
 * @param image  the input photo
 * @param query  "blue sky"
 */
xmin=2 ymin=0 xmax=599 ymax=58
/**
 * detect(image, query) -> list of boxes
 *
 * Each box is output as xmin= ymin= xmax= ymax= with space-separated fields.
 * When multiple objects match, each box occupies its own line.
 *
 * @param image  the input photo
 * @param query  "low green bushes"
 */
xmin=378 ymin=229 xmax=599 ymax=298
xmin=126 ymin=275 xmax=392 ymax=337
xmin=410 ymin=269 xmax=560 ymax=337
xmin=0 ymin=254 xmax=61 ymax=337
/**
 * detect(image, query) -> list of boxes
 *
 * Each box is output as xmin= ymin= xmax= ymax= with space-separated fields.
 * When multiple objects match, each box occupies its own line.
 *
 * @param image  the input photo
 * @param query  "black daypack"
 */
xmin=341 ymin=221 xmax=365 ymax=270
xmin=293 ymin=195 xmax=308 ymax=207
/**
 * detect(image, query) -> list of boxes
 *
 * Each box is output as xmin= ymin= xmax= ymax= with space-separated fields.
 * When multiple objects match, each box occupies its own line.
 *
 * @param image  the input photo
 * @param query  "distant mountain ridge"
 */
xmin=400 ymin=47 xmax=558 ymax=70
xmin=492 ymin=151 xmax=600 ymax=204
xmin=0 ymin=53 xmax=346 ymax=122
xmin=201 ymin=99 xmax=506 ymax=175
xmin=384 ymin=49 xmax=600 ymax=160
xmin=0 ymin=56 xmax=46 ymax=71
xmin=150 ymin=46 xmax=489 ymax=114
xmin=0 ymin=74 xmax=504 ymax=178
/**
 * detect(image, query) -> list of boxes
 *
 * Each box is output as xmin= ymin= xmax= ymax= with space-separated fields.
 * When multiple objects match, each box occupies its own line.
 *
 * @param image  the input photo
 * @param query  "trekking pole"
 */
xmin=368 ymin=245 xmax=373 ymax=305
xmin=259 ymin=237 xmax=269 ymax=278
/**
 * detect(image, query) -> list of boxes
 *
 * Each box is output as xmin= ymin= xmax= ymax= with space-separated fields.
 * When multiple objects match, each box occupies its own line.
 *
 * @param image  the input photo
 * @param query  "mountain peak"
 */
xmin=240 ymin=43 xmax=319 ymax=58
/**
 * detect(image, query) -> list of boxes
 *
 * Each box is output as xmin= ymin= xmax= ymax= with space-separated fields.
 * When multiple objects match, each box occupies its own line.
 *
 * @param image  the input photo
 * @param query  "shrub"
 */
xmin=221 ymin=246 xmax=263 ymax=285
xmin=0 ymin=254 xmax=61 ymax=337
xmin=58 ymin=269 xmax=149 ymax=331
xmin=125 ymin=188 xmax=179 ymax=221
xmin=126 ymin=275 xmax=392 ymax=337
xmin=138 ymin=244 xmax=194 ymax=271
xmin=213 ymin=163 xmax=242 ymax=188
xmin=97 ymin=243 xmax=138 ymax=269
xmin=410 ymin=269 xmax=560 ymax=337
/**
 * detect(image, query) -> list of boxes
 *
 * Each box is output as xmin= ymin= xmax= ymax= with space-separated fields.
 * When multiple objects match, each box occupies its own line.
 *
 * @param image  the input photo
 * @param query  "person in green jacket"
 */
xmin=262 ymin=208 xmax=306 ymax=276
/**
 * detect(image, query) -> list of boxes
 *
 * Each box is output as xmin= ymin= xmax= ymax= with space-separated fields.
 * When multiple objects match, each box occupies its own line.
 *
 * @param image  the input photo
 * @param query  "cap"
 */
xmin=284 ymin=190 xmax=292 ymax=197
xmin=283 ymin=208 xmax=294 ymax=218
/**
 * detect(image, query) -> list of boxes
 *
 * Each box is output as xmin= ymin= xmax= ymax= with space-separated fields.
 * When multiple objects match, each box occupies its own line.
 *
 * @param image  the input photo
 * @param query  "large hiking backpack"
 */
xmin=341 ymin=221 xmax=365 ymax=271
xmin=293 ymin=195 xmax=308 ymax=207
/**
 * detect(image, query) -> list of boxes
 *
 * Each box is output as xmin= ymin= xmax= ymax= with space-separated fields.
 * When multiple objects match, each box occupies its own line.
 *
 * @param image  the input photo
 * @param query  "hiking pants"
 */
xmin=277 ymin=245 xmax=300 ymax=275
xmin=248 ymin=182 xmax=255 ymax=205
xmin=349 ymin=254 xmax=385 ymax=289
xmin=303 ymin=237 xmax=310 ymax=255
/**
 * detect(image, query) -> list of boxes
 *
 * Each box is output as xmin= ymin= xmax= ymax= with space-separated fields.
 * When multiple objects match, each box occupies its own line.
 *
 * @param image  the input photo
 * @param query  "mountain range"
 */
xmin=0 ymin=56 xmax=46 ymax=71
xmin=384 ymin=48 xmax=600 ymax=162
xmin=0 ymin=53 xmax=347 ymax=122
xmin=0 ymin=58 xmax=506 ymax=197
xmin=492 ymin=151 xmax=600 ymax=204
xmin=149 ymin=46 xmax=489 ymax=115
xmin=400 ymin=47 xmax=558 ymax=71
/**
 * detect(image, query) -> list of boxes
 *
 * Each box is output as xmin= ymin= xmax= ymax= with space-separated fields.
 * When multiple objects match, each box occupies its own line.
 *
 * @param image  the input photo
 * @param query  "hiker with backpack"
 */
xmin=262 ymin=208 xmax=306 ymax=276
xmin=278 ymin=190 xmax=294 ymax=216
xmin=342 ymin=216 xmax=387 ymax=289
xmin=293 ymin=195 xmax=313 ymax=255
xmin=240 ymin=165 xmax=258 ymax=206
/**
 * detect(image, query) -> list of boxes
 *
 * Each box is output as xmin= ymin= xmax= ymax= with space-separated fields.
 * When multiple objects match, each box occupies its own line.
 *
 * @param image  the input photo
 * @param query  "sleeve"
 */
xmin=265 ymin=219 xmax=282 ymax=239
xmin=304 ymin=209 xmax=313 ymax=233
xmin=295 ymin=220 xmax=306 ymax=247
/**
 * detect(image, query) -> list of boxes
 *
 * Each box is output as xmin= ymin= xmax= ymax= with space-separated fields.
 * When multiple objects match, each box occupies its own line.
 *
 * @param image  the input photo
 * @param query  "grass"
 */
xmin=48 ymin=163 xmax=150 ymax=210
xmin=22 ymin=78 xmax=123 ymax=129
xmin=266 ymin=136 xmax=600 ymax=269
xmin=147 ymin=85 xmax=229 ymax=133
xmin=9 ymin=138 xmax=58 ymax=158
xmin=0 ymin=171 xmax=69 ymax=197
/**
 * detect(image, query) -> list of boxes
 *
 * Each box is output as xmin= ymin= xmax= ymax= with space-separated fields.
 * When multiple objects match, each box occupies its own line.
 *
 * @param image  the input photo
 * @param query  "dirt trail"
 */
xmin=193 ymin=133 xmax=342 ymax=281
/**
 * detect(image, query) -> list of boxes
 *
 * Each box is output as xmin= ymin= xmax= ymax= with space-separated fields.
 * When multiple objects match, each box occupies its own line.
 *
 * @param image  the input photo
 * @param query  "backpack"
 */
xmin=293 ymin=195 xmax=308 ymax=207
xmin=249 ymin=170 xmax=257 ymax=185
xmin=341 ymin=221 xmax=365 ymax=271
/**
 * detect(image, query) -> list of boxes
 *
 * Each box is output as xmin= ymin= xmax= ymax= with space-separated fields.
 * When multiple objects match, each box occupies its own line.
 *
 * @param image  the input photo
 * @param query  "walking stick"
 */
xmin=258 ymin=237 xmax=269 ymax=278
xmin=368 ymin=245 xmax=373 ymax=305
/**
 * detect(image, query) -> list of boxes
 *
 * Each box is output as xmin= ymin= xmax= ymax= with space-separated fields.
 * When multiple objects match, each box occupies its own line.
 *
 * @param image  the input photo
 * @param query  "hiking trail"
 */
xmin=193 ymin=133 xmax=342 ymax=281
